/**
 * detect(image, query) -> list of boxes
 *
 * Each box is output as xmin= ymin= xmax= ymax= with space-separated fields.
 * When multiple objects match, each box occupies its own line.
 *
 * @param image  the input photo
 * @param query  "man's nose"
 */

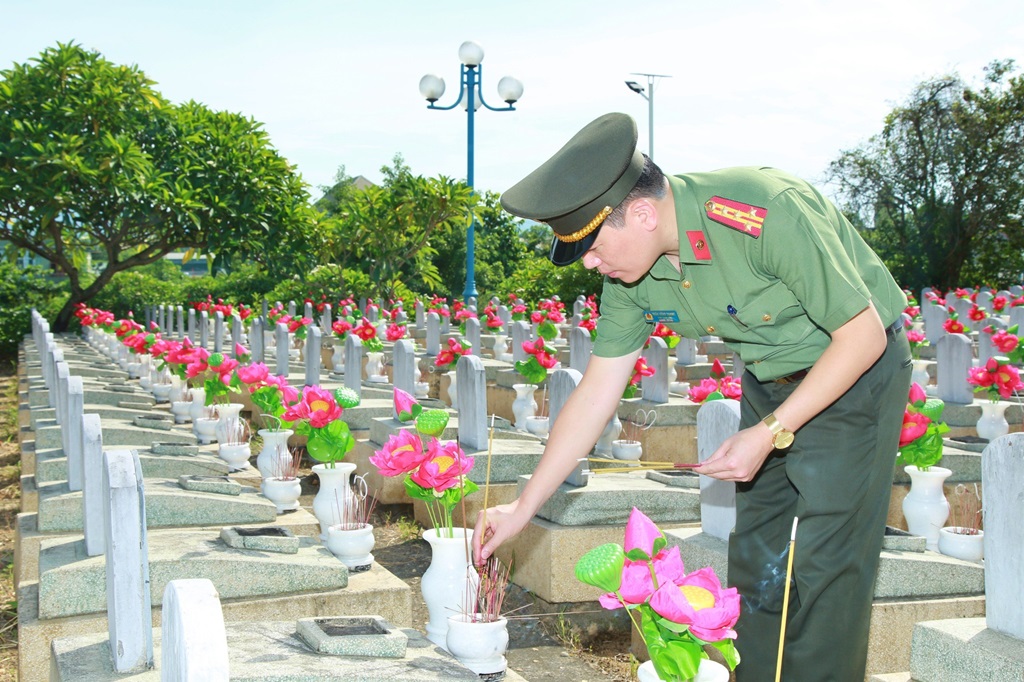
xmin=581 ymin=251 xmax=600 ymax=270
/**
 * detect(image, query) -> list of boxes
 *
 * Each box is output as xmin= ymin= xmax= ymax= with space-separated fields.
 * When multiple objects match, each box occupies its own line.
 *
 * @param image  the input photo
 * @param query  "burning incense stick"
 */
xmin=775 ymin=517 xmax=799 ymax=682
xmin=478 ymin=414 xmax=496 ymax=554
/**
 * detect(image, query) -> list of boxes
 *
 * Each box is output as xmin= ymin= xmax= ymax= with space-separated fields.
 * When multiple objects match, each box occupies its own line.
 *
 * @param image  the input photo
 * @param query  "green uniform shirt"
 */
xmin=593 ymin=167 xmax=906 ymax=382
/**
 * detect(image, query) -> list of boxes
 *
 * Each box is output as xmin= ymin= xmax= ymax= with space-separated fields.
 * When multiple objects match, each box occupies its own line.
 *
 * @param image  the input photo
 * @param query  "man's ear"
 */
xmin=630 ymin=198 xmax=659 ymax=233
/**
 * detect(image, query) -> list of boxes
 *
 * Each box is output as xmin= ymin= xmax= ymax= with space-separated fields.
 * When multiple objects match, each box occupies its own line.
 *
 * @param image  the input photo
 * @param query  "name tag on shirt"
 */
xmin=643 ymin=310 xmax=680 ymax=324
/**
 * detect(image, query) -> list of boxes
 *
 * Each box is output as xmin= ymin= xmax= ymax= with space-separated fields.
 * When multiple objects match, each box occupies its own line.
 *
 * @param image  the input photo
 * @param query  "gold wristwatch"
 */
xmin=762 ymin=412 xmax=795 ymax=449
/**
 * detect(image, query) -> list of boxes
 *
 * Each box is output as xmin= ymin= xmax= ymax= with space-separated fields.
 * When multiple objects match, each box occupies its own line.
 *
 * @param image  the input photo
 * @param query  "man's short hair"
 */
xmin=604 ymin=154 xmax=667 ymax=227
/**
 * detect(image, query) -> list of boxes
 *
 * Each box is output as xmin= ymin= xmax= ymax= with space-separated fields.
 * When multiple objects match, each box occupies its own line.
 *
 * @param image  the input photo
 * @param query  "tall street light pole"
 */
xmin=624 ymin=72 xmax=670 ymax=161
xmin=419 ymin=41 xmax=523 ymax=302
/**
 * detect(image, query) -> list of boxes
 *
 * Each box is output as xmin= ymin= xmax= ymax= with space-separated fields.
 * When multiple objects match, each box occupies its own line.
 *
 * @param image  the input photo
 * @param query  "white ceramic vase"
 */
xmin=976 ymin=401 xmax=1009 ymax=441
xmin=312 ymin=462 xmax=356 ymax=542
xmin=151 ymin=383 xmax=172 ymax=403
xmin=612 ymin=439 xmax=643 ymax=461
xmin=637 ymin=658 xmax=729 ymax=682
xmin=512 ymin=383 xmax=538 ymax=431
xmin=902 ymin=465 xmax=951 ymax=551
xmin=445 ymin=370 xmax=458 ymax=409
xmin=188 ymin=388 xmax=207 ymax=423
xmin=331 ymin=344 xmax=345 ymax=373
xmin=366 ymin=351 xmax=387 ymax=383
xmin=421 ymin=528 xmax=478 ymax=650
xmin=217 ymin=442 xmax=251 ymax=471
xmin=193 ymin=417 xmax=219 ymax=445
xmin=594 ymin=413 xmax=622 ymax=456
xmin=445 ymin=615 xmax=509 ymax=677
xmin=525 ymin=415 xmax=550 ymax=438
xmin=256 ymin=429 xmax=295 ymax=479
xmin=491 ymin=333 xmax=507 ymax=359
xmin=911 ymin=359 xmax=930 ymax=388
xmin=937 ymin=527 xmax=984 ymax=562
xmin=326 ymin=523 xmax=375 ymax=572
xmin=262 ymin=476 xmax=301 ymax=513
xmin=170 ymin=400 xmax=192 ymax=424
xmin=214 ymin=403 xmax=245 ymax=444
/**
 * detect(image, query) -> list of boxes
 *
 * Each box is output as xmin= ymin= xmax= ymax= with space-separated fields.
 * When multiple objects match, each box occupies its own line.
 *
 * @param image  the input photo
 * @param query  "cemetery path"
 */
xmin=297 ymin=483 xmax=633 ymax=682
xmin=1 ymin=365 xmax=19 ymax=682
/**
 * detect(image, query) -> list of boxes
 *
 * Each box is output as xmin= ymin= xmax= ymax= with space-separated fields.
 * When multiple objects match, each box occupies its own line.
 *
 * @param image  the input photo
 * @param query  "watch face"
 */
xmin=774 ymin=431 xmax=795 ymax=449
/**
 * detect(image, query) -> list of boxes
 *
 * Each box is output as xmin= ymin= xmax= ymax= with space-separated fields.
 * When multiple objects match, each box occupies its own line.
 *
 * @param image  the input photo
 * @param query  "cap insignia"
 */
xmin=704 ymin=196 xmax=766 ymax=237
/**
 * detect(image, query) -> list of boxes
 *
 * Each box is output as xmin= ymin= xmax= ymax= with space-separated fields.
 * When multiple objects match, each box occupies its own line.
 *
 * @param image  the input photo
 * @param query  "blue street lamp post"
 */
xmin=419 ymin=41 xmax=523 ymax=302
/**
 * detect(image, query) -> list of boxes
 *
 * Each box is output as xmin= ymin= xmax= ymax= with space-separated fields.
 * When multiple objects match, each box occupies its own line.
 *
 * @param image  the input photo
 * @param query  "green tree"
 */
xmin=0 ymin=42 xmax=319 ymax=330
xmin=826 ymin=60 xmax=1024 ymax=291
xmin=320 ymin=155 xmax=476 ymax=300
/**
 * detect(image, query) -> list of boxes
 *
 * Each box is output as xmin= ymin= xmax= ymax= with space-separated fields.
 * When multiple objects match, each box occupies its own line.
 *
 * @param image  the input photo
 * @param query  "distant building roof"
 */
xmin=352 ymin=176 xmax=375 ymax=190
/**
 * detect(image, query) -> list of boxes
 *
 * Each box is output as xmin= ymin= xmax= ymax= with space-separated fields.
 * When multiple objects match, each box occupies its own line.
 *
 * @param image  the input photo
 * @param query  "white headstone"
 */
xmin=287 ymin=300 xmax=296 ymax=317
xmin=213 ymin=311 xmax=225 ymax=353
xmin=456 ymin=355 xmax=488 ymax=450
xmin=65 ymin=376 xmax=85 ymax=492
xmin=952 ymin=297 xmax=973 ymax=326
xmin=320 ymin=304 xmax=332 ymax=334
xmin=1009 ymin=305 xmax=1024 ymax=331
xmin=230 ymin=314 xmax=242 ymax=354
xmin=344 ymin=335 xmax=363 ymax=395
xmin=548 ymin=368 xmax=588 ymax=486
xmin=104 ymin=448 xmax=153 ymax=672
xmin=304 ymin=302 xmax=314 ymax=320
xmin=510 ymin=321 xmax=531 ymax=363
xmin=160 ymin=579 xmax=230 ymax=682
xmin=936 ymin=333 xmax=975 ymax=405
xmin=176 ymin=306 xmax=185 ymax=340
xmin=982 ymin=433 xmax=1024 ymax=639
xmin=275 ymin=323 xmax=289 ymax=377
xmin=250 ymin=317 xmax=265 ymax=364
xmin=55 ymin=361 xmax=70 ymax=425
xmin=199 ymin=311 xmax=209 ymax=349
xmin=440 ymin=305 xmax=450 ymax=334
xmin=640 ymin=337 xmax=669 ymax=404
xmin=922 ymin=302 xmax=947 ymax=346
xmin=696 ymin=400 xmax=740 ymax=540
xmin=304 ymin=326 xmax=322 ymax=387
xmin=464 ymin=317 xmax=481 ymax=356
xmin=976 ymin=290 xmax=994 ymax=313
xmin=414 ymin=300 xmax=425 ymax=329
xmin=187 ymin=309 xmax=197 ymax=342
xmin=425 ymin=312 xmax=441 ymax=356
xmin=392 ymin=339 xmax=417 ymax=407
xmin=569 ymin=327 xmax=593 ymax=374
xmin=82 ymin=413 xmax=105 ymax=556
xmin=676 ymin=337 xmax=699 ymax=365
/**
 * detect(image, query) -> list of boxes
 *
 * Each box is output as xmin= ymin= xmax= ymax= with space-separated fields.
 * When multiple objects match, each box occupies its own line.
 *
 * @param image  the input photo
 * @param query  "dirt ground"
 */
xmin=0 ymin=363 xmax=634 ymax=682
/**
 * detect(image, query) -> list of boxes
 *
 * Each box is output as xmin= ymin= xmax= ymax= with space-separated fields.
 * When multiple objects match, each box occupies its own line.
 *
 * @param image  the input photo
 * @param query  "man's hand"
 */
xmin=696 ymin=421 xmax=775 ymax=482
xmin=473 ymin=500 xmax=531 ymax=565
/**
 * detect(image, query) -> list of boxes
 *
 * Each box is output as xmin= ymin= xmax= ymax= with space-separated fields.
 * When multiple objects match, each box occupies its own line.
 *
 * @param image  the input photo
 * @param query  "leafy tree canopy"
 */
xmin=826 ymin=59 xmax=1024 ymax=291
xmin=0 ymin=42 xmax=320 ymax=330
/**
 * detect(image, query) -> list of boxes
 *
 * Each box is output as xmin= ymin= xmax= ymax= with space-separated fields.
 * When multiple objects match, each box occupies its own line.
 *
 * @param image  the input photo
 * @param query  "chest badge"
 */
xmin=705 ymin=196 xmax=766 ymax=237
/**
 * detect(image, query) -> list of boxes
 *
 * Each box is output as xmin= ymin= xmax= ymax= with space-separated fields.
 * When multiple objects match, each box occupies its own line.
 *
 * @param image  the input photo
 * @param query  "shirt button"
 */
xmin=682 ymin=281 xmax=691 ymax=289
xmin=707 ymin=326 xmax=716 ymax=333
xmin=762 ymin=314 xmax=772 ymax=322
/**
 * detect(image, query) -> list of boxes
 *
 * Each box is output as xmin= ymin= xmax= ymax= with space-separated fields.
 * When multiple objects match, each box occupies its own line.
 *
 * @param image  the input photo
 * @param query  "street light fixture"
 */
xmin=419 ymin=40 xmax=523 ymax=302
xmin=624 ymin=72 xmax=670 ymax=160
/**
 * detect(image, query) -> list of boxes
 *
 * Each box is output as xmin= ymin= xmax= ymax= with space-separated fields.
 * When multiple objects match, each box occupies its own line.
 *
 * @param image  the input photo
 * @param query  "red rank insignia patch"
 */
xmin=686 ymin=231 xmax=712 ymax=260
xmin=704 ymin=196 xmax=766 ymax=237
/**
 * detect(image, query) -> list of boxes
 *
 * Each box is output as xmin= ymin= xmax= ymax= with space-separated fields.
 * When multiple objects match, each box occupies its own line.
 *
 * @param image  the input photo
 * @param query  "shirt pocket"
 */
xmin=731 ymin=281 xmax=817 ymax=346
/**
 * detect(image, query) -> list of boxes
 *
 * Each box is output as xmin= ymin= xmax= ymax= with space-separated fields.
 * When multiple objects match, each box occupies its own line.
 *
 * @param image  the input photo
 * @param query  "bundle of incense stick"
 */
xmin=587 ymin=456 xmax=702 ymax=474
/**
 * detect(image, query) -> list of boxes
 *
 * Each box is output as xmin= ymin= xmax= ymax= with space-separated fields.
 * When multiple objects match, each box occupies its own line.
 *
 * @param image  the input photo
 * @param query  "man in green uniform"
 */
xmin=473 ymin=113 xmax=912 ymax=681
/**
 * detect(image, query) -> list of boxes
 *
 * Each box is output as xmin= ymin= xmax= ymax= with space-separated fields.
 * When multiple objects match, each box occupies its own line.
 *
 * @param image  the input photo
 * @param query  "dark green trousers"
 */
xmin=729 ymin=325 xmax=911 ymax=682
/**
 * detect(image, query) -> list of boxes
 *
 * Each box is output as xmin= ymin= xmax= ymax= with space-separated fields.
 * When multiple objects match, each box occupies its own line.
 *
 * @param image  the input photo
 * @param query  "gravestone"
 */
xmin=392 ymin=340 xmax=416 ymax=407
xmin=55 ymin=361 xmax=69 ymax=425
xmin=696 ymin=400 xmax=740 ymax=540
xmin=952 ymin=297 xmax=973 ymax=326
xmin=344 ymin=335 xmax=363 ymax=395
xmin=510 ymin=321 xmax=531 ymax=363
xmin=261 ymin=299 xmax=269 ymax=319
xmin=456 ymin=354 xmax=488 ymax=450
xmin=498 ymin=305 xmax=511 ymax=329
xmin=425 ymin=312 xmax=441 ymax=357
xmin=230 ymin=314 xmax=242 ymax=355
xmin=287 ymin=300 xmax=296 ymax=317
xmin=213 ymin=312 xmax=225 ymax=353
xmin=978 ymin=318 xmax=1006 ymax=364
xmin=275 ymin=323 xmax=289 ymax=377
xmin=982 ymin=434 xmax=1024 ymax=639
xmin=199 ymin=311 xmax=209 ymax=350
xmin=304 ymin=301 xmax=314 ymax=320
xmin=160 ymin=579 xmax=230 ymax=681
xmin=366 ymin=305 xmax=378 ymax=323
xmin=82 ymin=413 xmax=105 ymax=556
xmin=976 ymin=290 xmax=994 ymax=313
xmin=676 ymin=337 xmax=699 ymax=365
xmin=414 ymin=300 xmax=425 ymax=329
xmin=187 ymin=309 xmax=196 ymax=342
xmin=104 ymin=448 xmax=153 ymax=672
xmin=250 ymin=317 xmax=265 ymax=364
xmin=440 ymin=306 xmax=450 ymax=334
xmin=176 ymin=306 xmax=185 ymax=340
xmin=305 ymin=326 xmax=322 ymax=387
xmin=922 ymin=302 xmax=947 ymax=345
xmin=1010 ymin=305 xmax=1024 ymax=331
xmin=569 ymin=327 xmax=593 ymax=374
xmin=640 ymin=337 xmax=669 ymax=404
xmin=936 ymin=333 xmax=974 ymax=405
xmin=464 ymin=317 xmax=481 ymax=356
xmin=320 ymin=304 xmax=332 ymax=334
xmin=573 ymin=295 xmax=586 ymax=316
xmin=65 ymin=376 xmax=85 ymax=493
xmin=548 ymin=368 xmax=588 ymax=486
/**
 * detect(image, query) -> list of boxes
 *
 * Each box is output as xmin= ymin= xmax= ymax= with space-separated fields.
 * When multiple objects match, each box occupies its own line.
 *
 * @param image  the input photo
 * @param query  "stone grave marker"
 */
xmin=366 ymin=304 xmax=378 ymax=323
xmin=287 ymin=300 xmax=296 ymax=317
xmin=392 ymin=339 xmax=416 ymax=408
xmin=440 ymin=305 xmax=450 ymax=334
xmin=414 ymin=300 xmax=425 ymax=329
xmin=177 ymin=306 xmax=185 ymax=340
xmin=952 ymin=296 xmax=973 ymax=325
xmin=275 ymin=323 xmax=289 ymax=377
xmin=320 ymin=303 xmax=332 ymax=334
xmin=549 ymin=368 xmax=588 ymax=486
xmin=641 ymin=336 xmax=669 ymax=404
xmin=457 ymin=354 xmax=487 ymax=450
xmin=922 ymin=301 xmax=947 ymax=346
xmin=305 ymin=326 xmax=322 ymax=387
xmin=187 ymin=309 xmax=196 ymax=342
xmin=697 ymin=400 xmax=740 ymax=540
xmin=230 ymin=314 xmax=242 ymax=355
xmin=103 ymin=448 xmax=153 ymax=672
xmin=425 ymin=312 xmax=441 ymax=356
xmin=261 ymin=299 xmax=269 ymax=319
xmin=1010 ymin=305 xmax=1024 ymax=331
xmin=976 ymin=290 xmax=994 ymax=313
xmin=569 ymin=327 xmax=592 ymax=374
xmin=936 ymin=333 xmax=974 ymax=404
xmin=978 ymin=317 xmax=1006 ymax=364
xmin=65 ymin=376 xmax=85 ymax=492
xmin=160 ymin=579 xmax=230 ymax=681
xmin=982 ymin=434 xmax=1024 ymax=639
xmin=250 ymin=317 xmax=265 ymax=363
xmin=199 ymin=311 xmax=209 ymax=349
xmin=498 ymin=305 xmax=511 ymax=329
xmin=465 ymin=316 xmax=481 ymax=356
xmin=82 ymin=413 xmax=105 ymax=556
xmin=344 ymin=334 xmax=363 ymax=395
xmin=214 ymin=311 xmax=225 ymax=353
xmin=676 ymin=337 xmax=699 ymax=365
xmin=55 ymin=361 xmax=69 ymax=426
xmin=511 ymin=321 xmax=531 ymax=363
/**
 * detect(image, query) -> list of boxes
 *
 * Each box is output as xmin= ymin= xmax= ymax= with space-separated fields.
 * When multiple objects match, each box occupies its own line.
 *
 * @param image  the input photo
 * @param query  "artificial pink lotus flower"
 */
xmin=648 ymin=566 xmax=741 ymax=642
xmin=385 ymin=323 xmax=407 ymax=342
xmin=283 ymin=386 xmax=342 ymax=428
xmin=688 ymin=378 xmax=720 ymax=403
xmin=332 ymin=319 xmax=353 ymax=338
xmin=908 ymin=382 xmax=927 ymax=406
xmin=410 ymin=439 xmax=473 ymax=493
xmin=235 ymin=343 xmax=250 ymax=360
xmin=353 ymin=318 xmax=377 ymax=341
xmin=944 ymin=318 xmax=966 ymax=334
xmin=990 ymin=329 xmax=1020 ymax=354
xmin=393 ymin=388 xmax=421 ymax=422
xmin=624 ymin=506 xmax=662 ymax=557
xmin=905 ymin=329 xmax=926 ymax=345
xmin=993 ymin=360 xmax=1024 ymax=399
xmin=237 ymin=363 xmax=270 ymax=386
xmin=264 ymin=374 xmax=299 ymax=405
xmin=899 ymin=410 xmax=931 ymax=447
xmin=370 ymin=429 xmax=428 ymax=477
xmin=719 ymin=376 xmax=742 ymax=400
xmin=629 ymin=357 xmax=656 ymax=386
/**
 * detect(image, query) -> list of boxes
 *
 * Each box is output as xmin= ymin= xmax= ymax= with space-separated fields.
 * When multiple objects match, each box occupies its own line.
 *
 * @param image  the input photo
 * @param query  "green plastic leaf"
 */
xmin=415 ymin=409 xmax=449 ymax=437
xmin=705 ymin=390 xmax=725 ymax=402
xmin=514 ymin=357 xmax=548 ymax=384
xmin=334 ymin=386 xmax=361 ymax=408
xmin=625 ymin=547 xmax=651 ymax=562
xmin=537 ymin=319 xmax=559 ymax=342
xmin=574 ymin=543 xmax=625 ymax=593
xmin=709 ymin=638 xmax=741 ymax=670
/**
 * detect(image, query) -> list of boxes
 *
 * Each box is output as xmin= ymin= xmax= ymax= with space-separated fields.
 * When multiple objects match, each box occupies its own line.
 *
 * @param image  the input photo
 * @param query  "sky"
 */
xmin=3 ymin=0 xmax=1024 ymax=202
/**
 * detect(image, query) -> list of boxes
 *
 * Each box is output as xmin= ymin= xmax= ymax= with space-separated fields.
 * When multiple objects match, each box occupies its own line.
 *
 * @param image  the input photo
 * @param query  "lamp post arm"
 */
xmin=425 ymin=65 xmax=469 ymax=111
xmin=474 ymin=65 xmax=518 ymax=112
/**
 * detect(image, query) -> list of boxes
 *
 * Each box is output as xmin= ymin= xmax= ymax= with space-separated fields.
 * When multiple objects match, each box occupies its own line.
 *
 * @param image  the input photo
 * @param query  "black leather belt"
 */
xmin=773 ymin=319 xmax=902 ymax=384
